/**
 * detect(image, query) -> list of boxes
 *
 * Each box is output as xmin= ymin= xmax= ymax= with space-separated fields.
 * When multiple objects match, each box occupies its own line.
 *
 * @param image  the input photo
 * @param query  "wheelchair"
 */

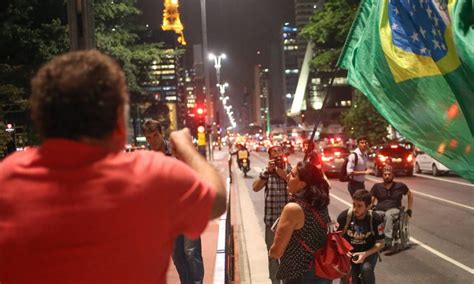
xmin=390 ymin=206 xmax=411 ymax=252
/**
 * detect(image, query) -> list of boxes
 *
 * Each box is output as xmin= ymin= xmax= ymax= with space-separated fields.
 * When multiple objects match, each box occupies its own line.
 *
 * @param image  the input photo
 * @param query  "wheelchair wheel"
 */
xmin=399 ymin=212 xmax=410 ymax=249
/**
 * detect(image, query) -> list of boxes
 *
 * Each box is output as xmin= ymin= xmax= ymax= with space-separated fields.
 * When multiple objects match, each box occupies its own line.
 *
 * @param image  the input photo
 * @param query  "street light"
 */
xmin=209 ymin=53 xmax=226 ymax=85
xmin=217 ymin=82 xmax=229 ymax=96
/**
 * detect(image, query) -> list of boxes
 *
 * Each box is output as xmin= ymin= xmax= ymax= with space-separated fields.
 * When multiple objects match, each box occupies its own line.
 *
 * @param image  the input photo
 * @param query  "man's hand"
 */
xmin=406 ymin=209 xmax=412 ymax=218
xmin=169 ymin=128 xmax=194 ymax=160
xmin=268 ymin=160 xmax=276 ymax=172
xmin=365 ymin=168 xmax=374 ymax=175
xmin=352 ymin=251 xmax=368 ymax=264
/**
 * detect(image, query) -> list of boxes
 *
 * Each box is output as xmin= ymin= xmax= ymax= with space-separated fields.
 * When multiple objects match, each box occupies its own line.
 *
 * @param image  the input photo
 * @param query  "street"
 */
xmin=233 ymin=150 xmax=474 ymax=283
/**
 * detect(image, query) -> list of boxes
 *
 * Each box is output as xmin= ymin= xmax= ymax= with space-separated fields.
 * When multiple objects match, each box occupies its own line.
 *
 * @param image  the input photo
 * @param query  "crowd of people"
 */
xmin=0 ymin=50 xmax=414 ymax=284
xmin=255 ymin=136 xmax=413 ymax=284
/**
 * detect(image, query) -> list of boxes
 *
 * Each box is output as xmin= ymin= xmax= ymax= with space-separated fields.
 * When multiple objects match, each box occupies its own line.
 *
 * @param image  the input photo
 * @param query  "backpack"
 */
xmin=295 ymin=201 xmax=353 ymax=280
xmin=342 ymin=208 xmax=381 ymax=263
xmin=339 ymin=152 xmax=358 ymax=182
xmin=343 ymin=207 xmax=374 ymax=236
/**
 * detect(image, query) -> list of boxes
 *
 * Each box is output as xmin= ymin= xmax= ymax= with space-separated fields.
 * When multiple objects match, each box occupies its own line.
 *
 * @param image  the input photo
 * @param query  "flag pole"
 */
xmin=304 ymin=67 xmax=339 ymax=161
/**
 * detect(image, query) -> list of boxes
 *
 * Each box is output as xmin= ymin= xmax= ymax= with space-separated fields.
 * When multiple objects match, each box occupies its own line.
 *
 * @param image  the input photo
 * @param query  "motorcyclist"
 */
xmin=232 ymin=143 xmax=250 ymax=170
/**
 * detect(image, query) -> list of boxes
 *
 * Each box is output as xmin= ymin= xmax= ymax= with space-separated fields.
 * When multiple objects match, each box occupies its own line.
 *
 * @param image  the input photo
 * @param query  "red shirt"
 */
xmin=0 ymin=139 xmax=215 ymax=284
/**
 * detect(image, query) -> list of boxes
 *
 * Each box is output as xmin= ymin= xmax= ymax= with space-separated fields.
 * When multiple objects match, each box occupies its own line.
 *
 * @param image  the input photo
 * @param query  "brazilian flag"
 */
xmin=338 ymin=0 xmax=474 ymax=182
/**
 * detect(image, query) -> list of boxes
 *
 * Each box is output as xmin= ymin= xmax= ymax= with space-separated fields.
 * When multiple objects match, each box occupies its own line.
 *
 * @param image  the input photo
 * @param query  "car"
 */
xmin=254 ymin=140 xmax=267 ymax=152
xmin=414 ymin=151 xmax=451 ymax=176
xmin=373 ymin=144 xmax=414 ymax=177
xmin=320 ymin=146 xmax=350 ymax=177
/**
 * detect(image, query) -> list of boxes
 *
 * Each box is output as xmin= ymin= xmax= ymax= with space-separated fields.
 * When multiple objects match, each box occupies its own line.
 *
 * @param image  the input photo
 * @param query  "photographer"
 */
xmin=252 ymin=145 xmax=291 ymax=284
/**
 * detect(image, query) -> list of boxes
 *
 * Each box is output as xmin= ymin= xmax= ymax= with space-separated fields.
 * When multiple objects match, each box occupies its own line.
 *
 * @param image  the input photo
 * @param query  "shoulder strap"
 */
xmin=343 ymin=207 xmax=353 ymax=234
xmin=354 ymin=152 xmax=358 ymax=166
xmin=295 ymin=199 xmax=327 ymax=229
xmin=368 ymin=210 xmax=374 ymax=236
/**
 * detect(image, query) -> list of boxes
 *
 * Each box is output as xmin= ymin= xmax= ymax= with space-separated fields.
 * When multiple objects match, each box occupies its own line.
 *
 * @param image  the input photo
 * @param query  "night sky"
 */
xmin=138 ymin=0 xmax=295 ymax=111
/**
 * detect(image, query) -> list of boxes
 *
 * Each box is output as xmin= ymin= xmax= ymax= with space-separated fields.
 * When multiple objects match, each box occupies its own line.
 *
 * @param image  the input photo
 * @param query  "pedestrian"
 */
xmin=142 ymin=119 xmax=205 ymax=284
xmin=269 ymin=161 xmax=332 ymax=284
xmin=370 ymin=165 xmax=413 ymax=252
xmin=346 ymin=136 xmax=372 ymax=197
xmin=337 ymin=189 xmax=385 ymax=284
xmin=0 ymin=50 xmax=226 ymax=284
xmin=253 ymin=145 xmax=291 ymax=284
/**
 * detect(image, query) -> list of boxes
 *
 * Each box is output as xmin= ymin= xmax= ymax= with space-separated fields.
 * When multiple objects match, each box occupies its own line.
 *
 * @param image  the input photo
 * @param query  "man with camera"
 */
xmin=252 ymin=145 xmax=291 ymax=284
xmin=337 ymin=189 xmax=385 ymax=284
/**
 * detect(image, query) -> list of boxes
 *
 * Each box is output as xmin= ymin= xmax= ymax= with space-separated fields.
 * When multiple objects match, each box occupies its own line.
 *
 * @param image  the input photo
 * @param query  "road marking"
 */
xmin=330 ymin=193 xmax=474 ymax=275
xmin=366 ymin=176 xmax=474 ymax=211
xmin=413 ymin=174 xmax=474 ymax=188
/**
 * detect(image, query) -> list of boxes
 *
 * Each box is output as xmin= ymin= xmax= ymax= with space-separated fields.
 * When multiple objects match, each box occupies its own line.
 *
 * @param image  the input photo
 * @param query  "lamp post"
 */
xmin=209 ymin=53 xmax=226 ymax=85
xmin=217 ymin=82 xmax=229 ymax=96
xmin=200 ymin=0 xmax=214 ymax=160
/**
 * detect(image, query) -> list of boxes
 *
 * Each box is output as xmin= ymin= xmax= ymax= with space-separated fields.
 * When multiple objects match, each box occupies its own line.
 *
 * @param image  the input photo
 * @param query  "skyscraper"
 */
xmin=281 ymin=23 xmax=299 ymax=117
xmin=294 ymin=0 xmax=322 ymax=68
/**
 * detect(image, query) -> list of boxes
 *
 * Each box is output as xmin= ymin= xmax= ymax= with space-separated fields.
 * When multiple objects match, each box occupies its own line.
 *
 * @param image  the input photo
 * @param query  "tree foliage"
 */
xmin=300 ymin=0 xmax=360 ymax=72
xmin=0 ymin=0 xmax=174 ymax=147
xmin=341 ymin=91 xmax=389 ymax=144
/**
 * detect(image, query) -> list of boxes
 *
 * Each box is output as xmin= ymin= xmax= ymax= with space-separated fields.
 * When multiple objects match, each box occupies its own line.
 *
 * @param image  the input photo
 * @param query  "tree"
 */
xmin=0 ymin=0 xmax=173 ymax=146
xmin=0 ymin=0 xmax=69 ymax=149
xmin=341 ymin=91 xmax=389 ymax=144
xmin=300 ymin=0 xmax=360 ymax=74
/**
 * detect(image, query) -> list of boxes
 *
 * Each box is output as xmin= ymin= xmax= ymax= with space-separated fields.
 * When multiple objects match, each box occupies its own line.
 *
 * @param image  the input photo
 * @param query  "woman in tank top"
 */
xmin=269 ymin=161 xmax=332 ymax=284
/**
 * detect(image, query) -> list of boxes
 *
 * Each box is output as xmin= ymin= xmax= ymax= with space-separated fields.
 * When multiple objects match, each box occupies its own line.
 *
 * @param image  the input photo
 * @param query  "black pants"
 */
xmin=350 ymin=253 xmax=378 ymax=284
xmin=348 ymin=180 xmax=365 ymax=197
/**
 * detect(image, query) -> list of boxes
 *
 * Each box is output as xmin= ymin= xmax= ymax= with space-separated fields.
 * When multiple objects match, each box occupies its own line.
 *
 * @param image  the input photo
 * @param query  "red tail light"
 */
xmin=378 ymin=155 xmax=387 ymax=162
xmin=407 ymin=154 xmax=413 ymax=162
xmin=283 ymin=156 xmax=288 ymax=162
xmin=321 ymin=155 xmax=334 ymax=162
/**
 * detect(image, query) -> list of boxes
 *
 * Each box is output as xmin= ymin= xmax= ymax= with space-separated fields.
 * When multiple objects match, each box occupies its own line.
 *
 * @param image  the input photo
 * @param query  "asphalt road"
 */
xmin=234 ymin=150 xmax=473 ymax=283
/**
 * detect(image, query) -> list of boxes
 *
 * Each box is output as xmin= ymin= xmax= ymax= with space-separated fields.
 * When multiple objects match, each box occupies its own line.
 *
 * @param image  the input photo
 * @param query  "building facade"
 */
xmin=253 ymin=65 xmax=271 ymax=133
xmin=281 ymin=23 xmax=299 ymax=116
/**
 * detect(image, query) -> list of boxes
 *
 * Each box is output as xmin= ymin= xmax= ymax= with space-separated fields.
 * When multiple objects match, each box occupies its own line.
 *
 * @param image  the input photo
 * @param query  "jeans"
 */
xmin=172 ymin=235 xmax=204 ymax=284
xmin=349 ymin=253 xmax=378 ymax=284
xmin=283 ymin=270 xmax=332 ymax=284
xmin=347 ymin=180 xmax=365 ymax=197
xmin=265 ymin=225 xmax=281 ymax=284
xmin=376 ymin=208 xmax=400 ymax=240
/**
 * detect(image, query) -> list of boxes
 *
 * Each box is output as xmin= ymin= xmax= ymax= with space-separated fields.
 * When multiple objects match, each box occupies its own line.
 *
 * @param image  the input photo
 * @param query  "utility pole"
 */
xmin=67 ymin=0 xmax=95 ymax=51
xmin=200 ymin=0 xmax=213 ymax=160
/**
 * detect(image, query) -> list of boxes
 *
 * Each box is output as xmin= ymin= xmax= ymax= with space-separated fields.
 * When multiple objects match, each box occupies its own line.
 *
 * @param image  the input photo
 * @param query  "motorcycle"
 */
xmin=240 ymin=158 xmax=250 ymax=177
xmin=237 ymin=150 xmax=251 ymax=177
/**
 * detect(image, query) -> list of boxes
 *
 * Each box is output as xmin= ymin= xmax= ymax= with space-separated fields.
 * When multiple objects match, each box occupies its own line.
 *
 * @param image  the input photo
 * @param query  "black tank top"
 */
xmin=277 ymin=198 xmax=330 ymax=280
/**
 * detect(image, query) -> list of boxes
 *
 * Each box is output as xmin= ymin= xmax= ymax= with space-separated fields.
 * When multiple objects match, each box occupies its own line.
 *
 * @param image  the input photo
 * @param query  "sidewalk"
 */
xmin=166 ymin=149 xmax=230 ymax=283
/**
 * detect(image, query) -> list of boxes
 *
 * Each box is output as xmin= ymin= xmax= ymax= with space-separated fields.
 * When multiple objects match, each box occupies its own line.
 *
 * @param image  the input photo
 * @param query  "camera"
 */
xmin=271 ymin=156 xmax=287 ymax=169
xmin=352 ymin=255 xmax=359 ymax=262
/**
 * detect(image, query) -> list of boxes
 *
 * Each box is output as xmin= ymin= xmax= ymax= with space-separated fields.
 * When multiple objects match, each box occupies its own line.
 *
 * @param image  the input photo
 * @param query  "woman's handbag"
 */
xmin=296 ymin=201 xmax=353 ymax=280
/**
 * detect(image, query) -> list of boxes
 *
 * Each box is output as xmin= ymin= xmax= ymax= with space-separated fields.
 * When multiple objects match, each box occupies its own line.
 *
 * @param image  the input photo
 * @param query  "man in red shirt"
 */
xmin=0 ymin=50 xmax=226 ymax=284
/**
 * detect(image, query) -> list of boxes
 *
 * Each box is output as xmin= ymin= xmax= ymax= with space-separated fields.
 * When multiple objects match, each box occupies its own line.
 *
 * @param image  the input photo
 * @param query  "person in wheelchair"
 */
xmin=370 ymin=165 xmax=413 ymax=252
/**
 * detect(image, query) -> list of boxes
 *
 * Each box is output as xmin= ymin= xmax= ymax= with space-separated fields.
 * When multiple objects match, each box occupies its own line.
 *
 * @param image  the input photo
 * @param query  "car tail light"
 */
xmin=390 ymin=145 xmax=399 ymax=149
xmin=334 ymin=151 xmax=341 ymax=157
xmin=283 ymin=156 xmax=288 ymax=162
xmin=378 ymin=154 xmax=387 ymax=162
xmin=321 ymin=155 xmax=334 ymax=162
xmin=407 ymin=154 xmax=413 ymax=162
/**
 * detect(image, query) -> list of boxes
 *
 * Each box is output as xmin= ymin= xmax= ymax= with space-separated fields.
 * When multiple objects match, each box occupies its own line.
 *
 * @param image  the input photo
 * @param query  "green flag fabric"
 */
xmin=338 ymin=0 xmax=474 ymax=182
